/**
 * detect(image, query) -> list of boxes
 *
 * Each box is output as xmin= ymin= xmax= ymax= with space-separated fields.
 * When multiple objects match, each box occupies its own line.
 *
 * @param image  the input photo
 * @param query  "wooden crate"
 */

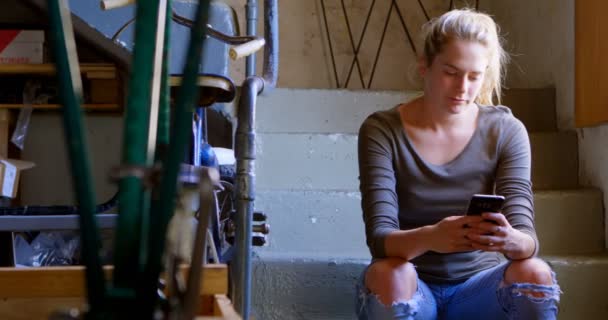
xmin=0 ymin=264 xmax=240 ymax=319
xmin=0 ymin=63 xmax=122 ymax=112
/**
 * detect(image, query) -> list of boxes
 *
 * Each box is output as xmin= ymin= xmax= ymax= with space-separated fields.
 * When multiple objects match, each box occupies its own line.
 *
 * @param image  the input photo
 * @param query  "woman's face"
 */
xmin=420 ymin=39 xmax=489 ymax=114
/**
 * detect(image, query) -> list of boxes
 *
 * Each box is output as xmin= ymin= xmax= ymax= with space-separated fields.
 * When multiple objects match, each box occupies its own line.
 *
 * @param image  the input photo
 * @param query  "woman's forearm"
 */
xmin=383 ymin=225 xmax=435 ymax=261
xmin=505 ymin=230 xmax=536 ymax=260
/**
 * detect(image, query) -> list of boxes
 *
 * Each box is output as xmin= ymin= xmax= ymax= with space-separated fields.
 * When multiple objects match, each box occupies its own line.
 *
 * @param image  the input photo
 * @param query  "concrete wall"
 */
xmin=221 ymin=0 xmax=573 ymax=130
xmin=6 ymin=1 xmax=602 ymax=244
xmin=462 ymin=0 xmax=608 ymax=247
xmin=485 ymin=0 xmax=575 ymax=130
xmin=579 ymin=127 xmax=608 ymax=248
xmin=223 ymin=0 xmax=493 ymax=90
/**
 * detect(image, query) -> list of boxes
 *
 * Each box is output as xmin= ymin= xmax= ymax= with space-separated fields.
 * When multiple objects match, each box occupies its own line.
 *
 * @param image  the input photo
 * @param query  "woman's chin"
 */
xmin=446 ymin=102 xmax=468 ymax=114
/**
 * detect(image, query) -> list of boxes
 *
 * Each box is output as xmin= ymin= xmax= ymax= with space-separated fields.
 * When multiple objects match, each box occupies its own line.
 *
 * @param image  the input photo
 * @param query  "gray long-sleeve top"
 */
xmin=358 ymin=105 xmax=538 ymax=283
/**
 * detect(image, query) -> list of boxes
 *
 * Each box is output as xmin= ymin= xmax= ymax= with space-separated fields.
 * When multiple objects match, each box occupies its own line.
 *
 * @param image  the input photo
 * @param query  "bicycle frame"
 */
xmin=46 ymin=0 xmax=278 ymax=318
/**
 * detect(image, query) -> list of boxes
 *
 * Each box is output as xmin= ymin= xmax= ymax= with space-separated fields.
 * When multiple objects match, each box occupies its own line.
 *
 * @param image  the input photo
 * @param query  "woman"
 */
xmin=356 ymin=9 xmax=561 ymax=320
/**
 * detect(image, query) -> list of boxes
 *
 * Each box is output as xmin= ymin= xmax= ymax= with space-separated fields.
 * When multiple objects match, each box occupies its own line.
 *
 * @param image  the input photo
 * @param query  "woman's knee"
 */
xmin=365 ymin=258 xmax=418 ymax=304
xmin=504 ymin=257 xmax=554 ymax=285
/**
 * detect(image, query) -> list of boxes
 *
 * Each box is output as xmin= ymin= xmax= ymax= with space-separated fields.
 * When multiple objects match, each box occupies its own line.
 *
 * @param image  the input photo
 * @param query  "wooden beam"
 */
xmin=575 ymin=0 xmax=608 ymax=127
xmin=0 ymin=264 xmax=228 ymax=299
xmin=0 ymin=104 xmax=119 ymax=111
xmin=212 ymin=294 xmax=241 ymax=319
xmin=0 ymin=297 xmax=84 ymax=320
xmin=0 ymin=63 xmax=116 ymax=75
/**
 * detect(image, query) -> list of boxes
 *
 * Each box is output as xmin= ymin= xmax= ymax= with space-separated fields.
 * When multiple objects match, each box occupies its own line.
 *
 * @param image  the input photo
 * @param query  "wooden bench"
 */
xmin=0 ymin=264 xmax=240 ymax=319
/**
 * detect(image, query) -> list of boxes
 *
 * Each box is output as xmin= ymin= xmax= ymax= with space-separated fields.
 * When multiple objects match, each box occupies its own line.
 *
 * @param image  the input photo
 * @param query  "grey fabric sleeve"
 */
xmin=495 ymin=116 xmax=540 ymax=258
xmin=357 ymin=115 xmax=399 ymax=258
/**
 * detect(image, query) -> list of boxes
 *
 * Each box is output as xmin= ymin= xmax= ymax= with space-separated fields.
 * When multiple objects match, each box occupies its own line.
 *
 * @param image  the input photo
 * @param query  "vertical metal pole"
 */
xmin=194 ymin=108 xmax=203 ymax=166
xmin=46 ymin=0 xmax=106 ymax=314
xmin=232 ymin=77 xmax=263 ymax=320
xmin=194 ymin=107 xmax=208 ymax=166
xmin=139 ymin=0 xmax=170 ymax=275
xmin=143 ymin=0 xmax=211 ymax=317
xmin=146 ymin=0 xmax=169 ymax=167
xmin=112 ymin=0 xmax=162 ymax=295
xmin=156 ymin=0 xmax=172 ymax=155
xmin=246 ymin=0 xmax=257 ymax=77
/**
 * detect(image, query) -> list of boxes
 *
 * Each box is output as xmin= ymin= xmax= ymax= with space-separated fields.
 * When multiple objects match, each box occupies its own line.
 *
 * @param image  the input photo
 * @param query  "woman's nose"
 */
xmin=456 ymin=76 xmax=469 ymax=92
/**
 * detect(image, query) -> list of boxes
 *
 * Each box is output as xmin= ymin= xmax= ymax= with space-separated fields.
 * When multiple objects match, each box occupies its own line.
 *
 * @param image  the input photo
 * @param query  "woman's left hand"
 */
xmin=466 ymin=212 xmax=535 ymax=259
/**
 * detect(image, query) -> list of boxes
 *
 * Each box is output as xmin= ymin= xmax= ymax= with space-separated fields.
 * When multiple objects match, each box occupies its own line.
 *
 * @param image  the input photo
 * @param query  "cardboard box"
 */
xmin=0 ymin=30 xmax=44 ymax=64
xmin=0 ymin=158 xmax=35 ymax=198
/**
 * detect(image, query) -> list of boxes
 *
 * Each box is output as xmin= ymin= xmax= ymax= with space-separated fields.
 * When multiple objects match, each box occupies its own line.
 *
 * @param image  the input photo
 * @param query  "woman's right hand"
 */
xmin=427 ymin=215 xmax=484 ymax=253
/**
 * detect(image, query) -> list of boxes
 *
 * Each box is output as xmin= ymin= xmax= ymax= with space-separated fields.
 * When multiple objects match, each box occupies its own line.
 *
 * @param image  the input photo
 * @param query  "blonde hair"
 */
xmin=421 ymin=9 xmax=508 ymax=105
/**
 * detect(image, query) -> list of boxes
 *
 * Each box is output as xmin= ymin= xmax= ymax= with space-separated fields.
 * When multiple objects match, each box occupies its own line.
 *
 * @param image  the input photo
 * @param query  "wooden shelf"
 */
xmin=0 ymin=63 xmax=116 ymax=79
xmin=0 ymin=104 xmax=120 ymax=111
xmin=0 ymin=63 xmax=121 ymax=111
xmin=0 ymin=264 xmax=240 ymax=319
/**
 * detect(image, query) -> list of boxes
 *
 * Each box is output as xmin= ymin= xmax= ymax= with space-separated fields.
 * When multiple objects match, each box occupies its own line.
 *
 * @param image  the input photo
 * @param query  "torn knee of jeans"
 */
xmin=391 ymin=299 xmax=419 ymax=317
xmin=365 ymin=292 xmax=420 ymax=316
xmin=500 ymin=281 xmax=562 ymax=303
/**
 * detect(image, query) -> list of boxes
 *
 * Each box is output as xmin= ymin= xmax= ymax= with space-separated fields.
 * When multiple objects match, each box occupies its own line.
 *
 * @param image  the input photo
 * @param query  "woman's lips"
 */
xmin=450 ymin=97 xmax=467 ymax=103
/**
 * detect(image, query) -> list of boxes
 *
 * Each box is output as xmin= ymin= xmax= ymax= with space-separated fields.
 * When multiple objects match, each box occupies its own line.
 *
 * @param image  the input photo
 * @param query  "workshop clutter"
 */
xmin=0 ymin=30 xmax=44 ymax=64
xmin=0 ymin=158 xmax=34 ymax=198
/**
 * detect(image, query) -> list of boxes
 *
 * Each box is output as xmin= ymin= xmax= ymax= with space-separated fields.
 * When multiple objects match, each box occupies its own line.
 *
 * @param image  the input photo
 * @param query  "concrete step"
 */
xmin=256 ymin=131 xmax=578 ymax=191
xmin=501 ymin=88 xmax=557 ymax=132
xmin=250 ymin=254 xmax=608 ymax=320
xmin=531 ymin=131 xmax=578 ymax=189
xmin=254 ymin=188 xmax=604 ymax=258
xmin=256 ymin=88 xmax=556 ymax=134
xmin=535 ymin=189 xmax=604 ymax=254
xmin=251 ymin=255 xmax=365 ymax=320
xmin=545 ymin=254 xmax=608 ymax=320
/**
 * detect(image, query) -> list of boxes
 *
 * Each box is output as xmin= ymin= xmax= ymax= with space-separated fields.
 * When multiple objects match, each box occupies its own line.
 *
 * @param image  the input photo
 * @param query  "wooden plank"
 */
xmin=212 ymin=294 xmax=241 ymax=319
xmin=194 ymin=294 xmax=241 ymax=320
xmin=0 ymin=295 xmax=241 ymax=320
xmin=0 ymin=297 xmax=84 ymax=320
xmin=90 ymin=79 xmax=119 ymax=103
xmin=0 ymin=63 xmax=116 ymax=75
xmin=575 ymin=0 xmax=608 ymax=127
xmin=0 ymin=104 xmax=119 ymax=111
xmin=85 ymin=71 xmax=117 ymax=79
xmin=0 ymin=264 xmax=228 ymax=299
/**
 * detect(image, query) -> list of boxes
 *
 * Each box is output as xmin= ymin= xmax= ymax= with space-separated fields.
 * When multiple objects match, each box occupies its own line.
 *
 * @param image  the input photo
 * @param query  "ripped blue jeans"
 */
xmin=355 ymin=261 xmax=561 ymax=319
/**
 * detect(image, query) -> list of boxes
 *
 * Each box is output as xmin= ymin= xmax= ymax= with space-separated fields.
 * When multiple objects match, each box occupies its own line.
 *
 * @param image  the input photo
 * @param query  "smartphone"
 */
xmin=466 ymin=194 xmax=505 ymax=216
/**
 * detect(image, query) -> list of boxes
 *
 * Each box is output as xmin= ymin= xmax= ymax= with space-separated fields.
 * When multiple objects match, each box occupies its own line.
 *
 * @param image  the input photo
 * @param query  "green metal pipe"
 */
xmin=156 ymin=0 xmax=172 ymax=152
xmin=137 ymin=0 xmax=173 ymax=273
xmin=138 ymin=0 xmax=171 ymax=287
xmin=143 ymin=0 xmax=211 ymax=316
xmin=112 ymin=0 xmax=162 ymax=294
xmin=46 ymin=0 xmax=106 ymax=313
